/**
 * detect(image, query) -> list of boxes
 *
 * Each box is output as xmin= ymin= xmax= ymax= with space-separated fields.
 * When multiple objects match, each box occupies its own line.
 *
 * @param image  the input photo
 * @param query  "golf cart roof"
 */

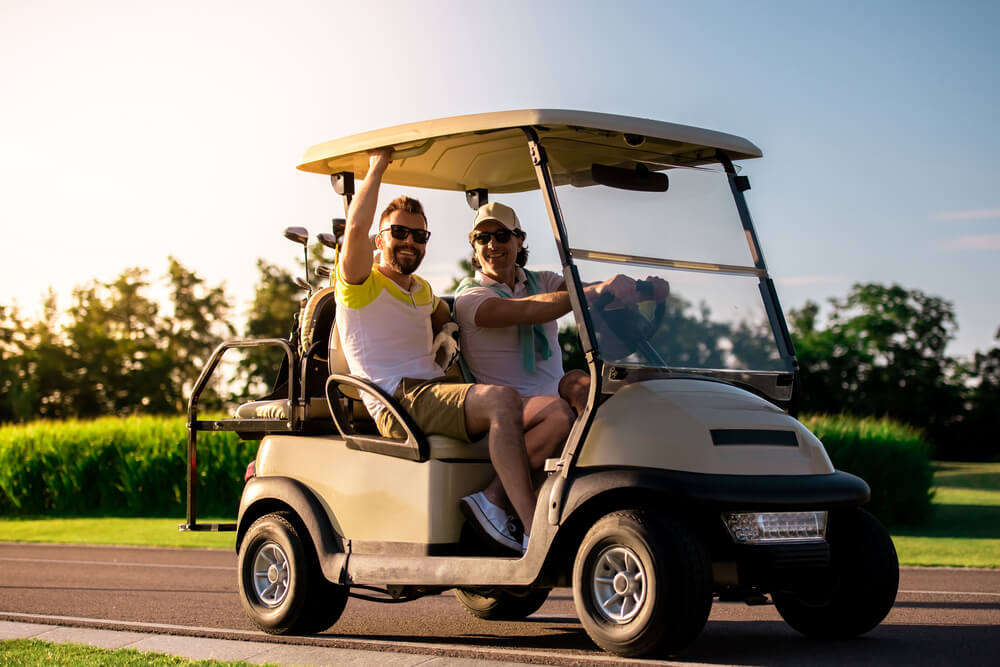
xmin=297 ymin=109 xmax=762 ymax=194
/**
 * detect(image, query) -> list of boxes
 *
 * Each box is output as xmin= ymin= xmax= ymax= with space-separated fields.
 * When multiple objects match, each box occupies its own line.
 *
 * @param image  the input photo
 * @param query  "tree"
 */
xmin=969 ymin=330 xmax=1000 ymax=409
xmin=788 ymin=299 xmax=867 ymax=414
xmin=62 ymin=269 xmax=164 ymax=416
xmin=789 ymin=282 xmax=964 ymax=456
xmin=0 ymin=304 xmax=39 ymax=422
xmin=3 ymin=291 xmax=77 ymax=420
xmin=643 ymin=295 xmax=730 ymax=369
xmin=162 ymin=257 xmax=236 ymax=412
xmin=0 ymin=305 xmax=17 ymax=422
xmin=952 ymin=328 xmax=1000 ymax=460
xmin=238 ymin=259 xmax=302 ymax=397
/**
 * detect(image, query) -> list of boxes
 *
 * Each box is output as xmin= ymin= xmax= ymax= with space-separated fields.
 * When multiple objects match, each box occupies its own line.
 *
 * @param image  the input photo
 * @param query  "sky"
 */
xmin=1 ymin=0 xmax=998 ymax=357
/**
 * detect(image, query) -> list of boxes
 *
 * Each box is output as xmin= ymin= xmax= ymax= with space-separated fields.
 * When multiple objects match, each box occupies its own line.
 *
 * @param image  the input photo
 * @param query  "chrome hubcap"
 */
xmin=592 ymin=545 xmax=646 ymax=623
xmin=252 ymin=541 xmax=290 ymax=607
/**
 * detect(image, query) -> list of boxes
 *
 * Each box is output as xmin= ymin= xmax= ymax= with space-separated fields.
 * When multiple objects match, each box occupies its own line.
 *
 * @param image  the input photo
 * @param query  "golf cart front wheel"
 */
xmin=572 ymin=511 xmax=712 ymax=657
xmin=772 ymin=507 xmax=899 ymax=638
xmin=454 ymin=587 xmax=551 ymax=620
xmin=238 ymin=512 xmax=348 ymax=635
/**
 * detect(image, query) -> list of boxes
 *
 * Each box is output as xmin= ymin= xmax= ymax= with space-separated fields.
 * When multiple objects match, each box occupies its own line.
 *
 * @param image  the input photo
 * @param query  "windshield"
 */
xmin=544 ymin=139 xmax=792 ymax=378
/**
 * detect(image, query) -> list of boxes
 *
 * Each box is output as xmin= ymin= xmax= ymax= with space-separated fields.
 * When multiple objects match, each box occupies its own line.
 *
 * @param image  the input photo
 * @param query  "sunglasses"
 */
xmin=381 ymin=224 xmax=431 ymax=244
xmin=472 ymin=229 xmax=521 ymax=245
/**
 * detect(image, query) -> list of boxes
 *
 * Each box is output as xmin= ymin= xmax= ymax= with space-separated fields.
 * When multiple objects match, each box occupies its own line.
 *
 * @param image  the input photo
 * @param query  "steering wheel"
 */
xmin=590 ymin=280 xmax=667 ymax=365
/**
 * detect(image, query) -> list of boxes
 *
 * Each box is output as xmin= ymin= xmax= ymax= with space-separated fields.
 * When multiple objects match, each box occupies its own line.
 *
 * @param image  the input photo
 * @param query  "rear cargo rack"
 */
xmin=180 ymin=338 xmax=300 ymax=533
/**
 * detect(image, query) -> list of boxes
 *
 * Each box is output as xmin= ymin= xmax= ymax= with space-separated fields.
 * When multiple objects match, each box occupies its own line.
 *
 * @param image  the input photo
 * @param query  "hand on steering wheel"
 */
xmin=638 ymin=276 xmax=670 ymax=303
xmin=590 ymin=275 xmax=669 ymax=365
xmin=592 ymin=274 xmax=638 ymax=308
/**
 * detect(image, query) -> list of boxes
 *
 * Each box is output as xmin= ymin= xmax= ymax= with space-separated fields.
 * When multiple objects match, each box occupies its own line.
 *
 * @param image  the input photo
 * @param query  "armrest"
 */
xmin=324 ymin=374 xmax=430 ymax=462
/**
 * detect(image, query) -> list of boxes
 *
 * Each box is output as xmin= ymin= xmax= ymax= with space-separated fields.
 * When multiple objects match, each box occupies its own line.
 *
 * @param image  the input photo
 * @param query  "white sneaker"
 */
xmin=460 ymin=492 xmax=521 ymax=553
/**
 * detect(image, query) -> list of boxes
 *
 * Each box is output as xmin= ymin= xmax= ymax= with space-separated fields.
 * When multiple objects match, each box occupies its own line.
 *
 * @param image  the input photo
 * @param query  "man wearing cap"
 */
xmin=336 ymin=148 xmax=572 ymax=554
xmin=454 ymin=201 xmax=668 ymax=417
xmin=456 ymin=201 xmax=642 ymax=403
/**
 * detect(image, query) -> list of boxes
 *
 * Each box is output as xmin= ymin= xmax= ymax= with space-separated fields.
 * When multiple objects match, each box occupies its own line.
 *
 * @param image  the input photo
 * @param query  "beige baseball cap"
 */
xmin=472 ymin=202 xmax=521 ymax=232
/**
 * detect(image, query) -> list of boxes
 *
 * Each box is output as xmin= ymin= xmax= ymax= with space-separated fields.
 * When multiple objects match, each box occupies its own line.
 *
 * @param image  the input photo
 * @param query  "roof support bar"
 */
xmin=520 ymin=126 xmax=603 ymax=527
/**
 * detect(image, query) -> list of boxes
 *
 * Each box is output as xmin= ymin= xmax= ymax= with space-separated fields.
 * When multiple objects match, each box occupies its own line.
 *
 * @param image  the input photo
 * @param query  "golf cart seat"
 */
xmin=234 ymin=286 xmax=339 ymax=422
xmin=326 ymin=318 xmax=490 ymax=462
xmin=234 ymin=396 xmax=332 ymax=420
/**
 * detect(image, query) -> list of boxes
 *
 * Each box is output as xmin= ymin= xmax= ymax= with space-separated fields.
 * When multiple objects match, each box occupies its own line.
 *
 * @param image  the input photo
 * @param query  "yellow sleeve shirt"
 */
xmin=334 ymin=264 xmax=441 ymax=418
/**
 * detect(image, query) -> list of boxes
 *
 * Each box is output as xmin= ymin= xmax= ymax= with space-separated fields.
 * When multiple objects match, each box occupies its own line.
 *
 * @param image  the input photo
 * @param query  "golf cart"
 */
xmin=182 ymin=109 xmax=898 ymax=657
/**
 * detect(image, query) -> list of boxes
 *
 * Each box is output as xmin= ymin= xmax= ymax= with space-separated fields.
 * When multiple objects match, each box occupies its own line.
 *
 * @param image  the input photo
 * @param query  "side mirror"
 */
xmin=284 ymin=226 xmax=309 ymax=245
xmin=591 ymin=163 xmax=668 ymax=192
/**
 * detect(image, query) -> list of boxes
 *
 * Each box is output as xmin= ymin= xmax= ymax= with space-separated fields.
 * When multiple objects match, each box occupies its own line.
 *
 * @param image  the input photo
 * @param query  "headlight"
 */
xmin=722 ymin=511 xmax=827 ymax=544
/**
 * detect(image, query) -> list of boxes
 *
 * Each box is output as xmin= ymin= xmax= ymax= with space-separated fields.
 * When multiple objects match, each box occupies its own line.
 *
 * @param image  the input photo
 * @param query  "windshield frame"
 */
xmin=522 ymin=128 xmax=798 ymax=406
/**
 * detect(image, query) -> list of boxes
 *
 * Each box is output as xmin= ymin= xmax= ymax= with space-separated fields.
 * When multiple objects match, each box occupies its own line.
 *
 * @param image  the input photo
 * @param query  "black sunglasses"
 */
xmin=472 ymin=228 xmax=520 ymax=245
xmin=381 ymin=224 xmax=431 ymax=244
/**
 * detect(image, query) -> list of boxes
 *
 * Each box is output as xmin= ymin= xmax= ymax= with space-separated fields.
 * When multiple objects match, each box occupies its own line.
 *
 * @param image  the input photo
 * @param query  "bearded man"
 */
xmin=335 ymin=149 xmax=577 ymax=553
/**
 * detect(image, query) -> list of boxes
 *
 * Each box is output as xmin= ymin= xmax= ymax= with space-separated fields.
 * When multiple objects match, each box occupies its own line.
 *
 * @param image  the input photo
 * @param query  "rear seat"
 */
xmin=235 ymin=396 xmax=331 ymax=420
xmin=328 ymin=310 xmax=490 ymax=461
xmin=235 ymin=286 xmax=337 ymax=421
xmin=237 ymin=288 xmax=488 ymax=461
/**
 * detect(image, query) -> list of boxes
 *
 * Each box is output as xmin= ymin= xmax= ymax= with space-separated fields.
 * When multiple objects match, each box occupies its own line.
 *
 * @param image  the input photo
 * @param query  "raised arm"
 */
xmin=340 ymin=148 xmax=392 ymax=285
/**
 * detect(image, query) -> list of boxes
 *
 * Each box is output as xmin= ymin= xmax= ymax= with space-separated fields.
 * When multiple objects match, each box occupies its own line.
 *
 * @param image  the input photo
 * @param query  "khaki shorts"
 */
xmin=375 ymin=376 xmax=473 ymax=442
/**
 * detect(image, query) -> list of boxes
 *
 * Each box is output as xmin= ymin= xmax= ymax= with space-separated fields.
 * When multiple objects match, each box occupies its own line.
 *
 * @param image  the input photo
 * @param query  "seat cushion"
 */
xmin=234 ymin=397 xmax=332 ymax=420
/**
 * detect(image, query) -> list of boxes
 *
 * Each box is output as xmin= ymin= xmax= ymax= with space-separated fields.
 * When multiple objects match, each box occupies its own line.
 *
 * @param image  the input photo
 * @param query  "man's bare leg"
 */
xmin=463 ymin=384 xmax=537 ymax=536
xmin=480 ymin=394 xmax=575 ymax=533
xmin=522 ymin=395 xmax=575 ymax=468
xmin=558 ymin=369 xmax=590 ymax=415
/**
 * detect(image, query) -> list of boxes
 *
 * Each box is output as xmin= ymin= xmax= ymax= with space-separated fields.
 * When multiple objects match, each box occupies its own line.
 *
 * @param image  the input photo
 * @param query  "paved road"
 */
xmin=1 ymin=542 xmax=998 ymax=665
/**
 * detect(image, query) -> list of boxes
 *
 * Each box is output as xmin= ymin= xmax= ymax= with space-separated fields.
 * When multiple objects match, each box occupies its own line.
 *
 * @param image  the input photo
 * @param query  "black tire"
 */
xmin=454 ymin=588 xmax=551 ymax=620
xmin=238 ymin=512 xmax=348 ymax=635
xmin=773 ymin=507 xmax=899 ymax=638
xmin=572 ymin=511 xmax=712 ymax=657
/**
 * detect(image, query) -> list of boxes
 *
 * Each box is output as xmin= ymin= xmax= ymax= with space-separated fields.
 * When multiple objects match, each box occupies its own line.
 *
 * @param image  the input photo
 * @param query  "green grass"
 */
xmin=0 ymin=517 xmax=235 ymax=550
xmin=891 ymin=461 xmax=1000 ymax=568
xmin=0 ymin=639 xmax=274 ymax=666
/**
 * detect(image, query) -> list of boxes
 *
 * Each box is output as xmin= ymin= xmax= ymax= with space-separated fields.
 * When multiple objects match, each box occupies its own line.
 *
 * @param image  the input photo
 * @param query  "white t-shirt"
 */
xmin=335 ymin=264 xmax=441 ymax=417
xmin=455 ymin=268 xmax=565 ymax=397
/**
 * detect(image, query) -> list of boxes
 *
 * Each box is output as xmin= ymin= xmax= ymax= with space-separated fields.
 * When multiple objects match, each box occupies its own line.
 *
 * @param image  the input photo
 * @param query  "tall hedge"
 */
xmin=802 ymin=414 xmax=935 ymax=526
xmin=1 ymin=414 xmax=936 ymax=527
xmin=0 ymin=416 xmax=256 ymax=517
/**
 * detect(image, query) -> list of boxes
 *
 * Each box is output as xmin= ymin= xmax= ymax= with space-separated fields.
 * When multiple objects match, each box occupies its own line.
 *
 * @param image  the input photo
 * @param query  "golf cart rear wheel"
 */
xmin=572 ymin=511 xmax=712 ymax=658
xmin=454 ymin=588 xmax=551 ymax=620
xmin=238 ymin=512 xmax=348 ymax=635
xmin=773 ymin=507 xmax=899 ymax=638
